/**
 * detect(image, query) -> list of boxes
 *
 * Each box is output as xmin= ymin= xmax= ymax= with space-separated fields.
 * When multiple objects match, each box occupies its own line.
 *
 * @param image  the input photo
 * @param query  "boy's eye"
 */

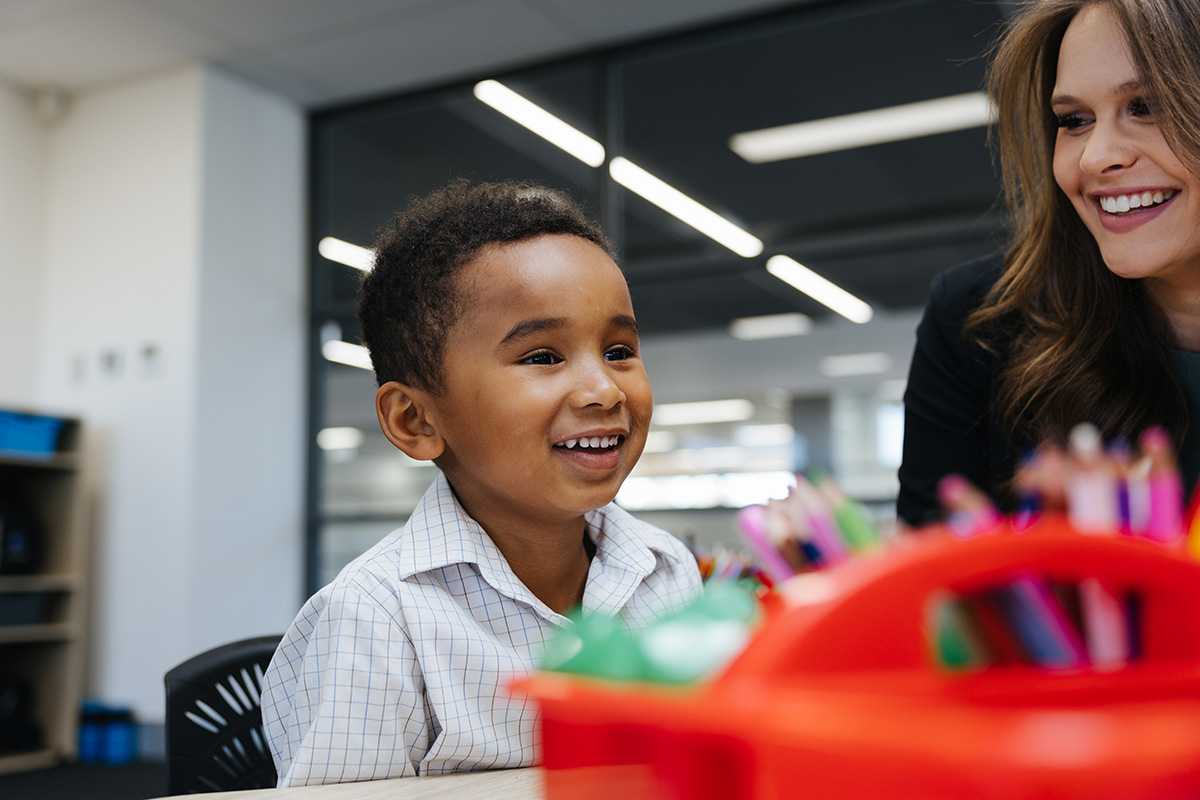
xmin=605 ymin=345 xmax=635 ymax=362
xmin=521 ymin=350 xmax=562 ymax=366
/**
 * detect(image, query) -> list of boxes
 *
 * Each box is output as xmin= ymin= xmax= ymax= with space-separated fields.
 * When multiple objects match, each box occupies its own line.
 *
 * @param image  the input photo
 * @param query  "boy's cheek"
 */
xmin=627 ymin=376 xmax=653 ymax=427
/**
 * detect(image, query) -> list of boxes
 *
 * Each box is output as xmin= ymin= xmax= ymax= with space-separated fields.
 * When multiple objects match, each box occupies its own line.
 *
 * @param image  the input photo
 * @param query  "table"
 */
xmin=150 ymin=767 xmax=542 ymax=800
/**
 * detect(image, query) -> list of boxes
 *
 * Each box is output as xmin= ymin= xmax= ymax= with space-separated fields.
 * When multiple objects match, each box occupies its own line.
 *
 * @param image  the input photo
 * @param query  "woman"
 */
xmin=898 ymin=0 xmax=1200 ymax=527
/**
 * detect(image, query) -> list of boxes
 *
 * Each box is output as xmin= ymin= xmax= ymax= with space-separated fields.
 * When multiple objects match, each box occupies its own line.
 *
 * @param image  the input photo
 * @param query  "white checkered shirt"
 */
xmin=261 ymin=472 xmax=701 ymax=787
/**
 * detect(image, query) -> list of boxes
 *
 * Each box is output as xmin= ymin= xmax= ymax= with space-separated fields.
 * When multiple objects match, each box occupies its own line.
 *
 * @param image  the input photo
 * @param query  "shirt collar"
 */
xmin=394 ymin=472 xmax=671 ymax=622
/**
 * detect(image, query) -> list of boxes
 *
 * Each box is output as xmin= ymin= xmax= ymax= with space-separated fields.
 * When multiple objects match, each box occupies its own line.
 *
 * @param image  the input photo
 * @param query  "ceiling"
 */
xmin=0 ymin=0 xmax=799 ymax=107
xmin=311 ymin=0 xmax=1012 ymax=334
xmin=0 ymin=0 xmax=1015 ymax=335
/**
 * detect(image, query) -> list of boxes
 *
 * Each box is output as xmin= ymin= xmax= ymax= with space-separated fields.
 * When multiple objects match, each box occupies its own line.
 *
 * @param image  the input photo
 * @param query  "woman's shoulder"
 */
xmin=915 ymin=251 xmax=1009 ymax=375
xmin=927 ymin=251 xmax=1006 ymax=324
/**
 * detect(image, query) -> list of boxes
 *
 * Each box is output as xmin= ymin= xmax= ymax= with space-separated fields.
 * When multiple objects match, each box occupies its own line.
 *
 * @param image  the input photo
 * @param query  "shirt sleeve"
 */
xmin=261 ymin=581 xmax=430 ymax=787
xmin=897 ymin=267 xmax=994 ymax=528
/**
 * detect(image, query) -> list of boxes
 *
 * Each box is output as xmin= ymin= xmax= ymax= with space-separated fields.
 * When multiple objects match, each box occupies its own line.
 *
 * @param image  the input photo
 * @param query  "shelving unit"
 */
xmin=0 ymin=411 xmax=90 ymax=776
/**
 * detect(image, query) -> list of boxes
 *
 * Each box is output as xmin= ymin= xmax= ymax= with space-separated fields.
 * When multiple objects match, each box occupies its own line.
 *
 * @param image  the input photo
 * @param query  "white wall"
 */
xmin=33 ymin=66 xmax=304 ymax=722
xmin=37 ymin=68 xmax=204 ymax=722
xmin=189 ymin=68 xmax=305 ymax=652
xmin=0 ymin=82 xmax=45 ymax=407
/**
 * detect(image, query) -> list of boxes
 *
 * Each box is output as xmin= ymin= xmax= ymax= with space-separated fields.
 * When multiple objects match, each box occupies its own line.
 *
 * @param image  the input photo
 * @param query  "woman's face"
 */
xmin=1051 ymin=3 xmax=1200 ymax=284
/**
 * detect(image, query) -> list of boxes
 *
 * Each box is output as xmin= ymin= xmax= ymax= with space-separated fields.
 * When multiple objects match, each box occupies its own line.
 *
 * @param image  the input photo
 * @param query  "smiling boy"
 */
xmin=261 ymin=180 xmax=701 ymax=786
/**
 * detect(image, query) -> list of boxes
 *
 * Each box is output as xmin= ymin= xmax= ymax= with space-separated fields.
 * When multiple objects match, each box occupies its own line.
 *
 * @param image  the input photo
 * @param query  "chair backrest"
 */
xmin=164 ymin=635 xmax=282 ymax=794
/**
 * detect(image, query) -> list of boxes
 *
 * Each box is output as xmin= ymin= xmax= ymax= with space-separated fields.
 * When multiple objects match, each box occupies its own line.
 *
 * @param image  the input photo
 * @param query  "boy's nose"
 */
xmin=570 ymin=363 xmax=625 ymax=410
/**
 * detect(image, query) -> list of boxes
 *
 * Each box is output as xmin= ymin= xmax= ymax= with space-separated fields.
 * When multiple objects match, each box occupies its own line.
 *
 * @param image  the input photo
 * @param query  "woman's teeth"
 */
xmin=555 ymin=435 xmax=624 ymax=450
xmin=1099 ymin=189 xmax=1174 ymax=215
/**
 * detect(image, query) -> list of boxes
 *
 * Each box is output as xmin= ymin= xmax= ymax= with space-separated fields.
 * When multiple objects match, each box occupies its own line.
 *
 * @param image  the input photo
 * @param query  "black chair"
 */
xmin=164 ymin=636 xmax=282 ymax=794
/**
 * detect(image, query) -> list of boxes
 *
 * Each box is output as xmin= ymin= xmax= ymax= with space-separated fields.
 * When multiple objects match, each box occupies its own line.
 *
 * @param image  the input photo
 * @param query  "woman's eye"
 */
xmin=605 ymin=345 xmax=635 ymax=362
xmin=521 ymin=351 xmax=562 ymax=366
xmin=1129 ymin=96 xmax=1155 ymax=118
xmin=1054 ymin=112 xmax=1089 ymax=130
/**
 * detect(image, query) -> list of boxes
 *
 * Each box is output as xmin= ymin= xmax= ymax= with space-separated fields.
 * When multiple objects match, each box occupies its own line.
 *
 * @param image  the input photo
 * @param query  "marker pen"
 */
xmin=736 ymin=505 xmax=795 ymax=583
xmin=792 ymin=475 xmax=849 ymax=564
xmin=1141 ymin=426 xmax=1183 ymax=544
xmin=1068 ymin=423 xmax=1127 ymax=668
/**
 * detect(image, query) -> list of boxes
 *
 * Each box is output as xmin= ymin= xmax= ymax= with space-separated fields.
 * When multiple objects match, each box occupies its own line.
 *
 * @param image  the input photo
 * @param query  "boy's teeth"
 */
xmin=1101 ymin=190 xmax=1174 ymax=214
xmin=555 ymin=434 xmax=623 ymax=449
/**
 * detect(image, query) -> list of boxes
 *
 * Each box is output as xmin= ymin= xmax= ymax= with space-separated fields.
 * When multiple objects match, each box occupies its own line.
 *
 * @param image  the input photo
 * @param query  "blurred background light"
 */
xmin=317 ymin=426 xmax=364 ymax=451
xmin=765 ymin=255 xmax=874 ymax=324
xmin=322 ymin=340 xmax=372 ymax=370
xmin=729 ymin=91 xmax=996 ymax=163
xmin=318 ymin=236 xmax=375 ymax=271
xmin=729 ymin=312 xmax=812 ymax=340
xmin=654 ymin=399 xmax=755 ymax=426
xmin=820 ymin=352 xmax=892 ymax=377
xmin=474 ymin=79 xmax=606 ymax=167
xmin=609 ymin=157 xmax=763 ymax=257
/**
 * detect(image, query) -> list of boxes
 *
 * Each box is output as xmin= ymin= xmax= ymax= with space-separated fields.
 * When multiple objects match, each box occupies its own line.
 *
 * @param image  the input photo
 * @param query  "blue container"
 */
xmin=78 ymin=701 xmax=107 ymax=764
xmin=103 ymin=715 xmax=138 ymax=765
xmin=79 ymin=701 xmax=140 ymax=765
xmin=0 ymin=412 xmax=63 ymax=457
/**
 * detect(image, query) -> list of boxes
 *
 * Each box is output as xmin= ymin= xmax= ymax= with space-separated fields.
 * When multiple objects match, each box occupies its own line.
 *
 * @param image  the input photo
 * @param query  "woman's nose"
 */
xmin=1079 ymin=119 xmax=1138 ymax=176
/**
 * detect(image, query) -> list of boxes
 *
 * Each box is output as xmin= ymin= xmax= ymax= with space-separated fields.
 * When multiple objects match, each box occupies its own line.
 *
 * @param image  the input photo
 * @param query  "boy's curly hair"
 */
xmin=358 ymin=179 xmax=611 ymax=391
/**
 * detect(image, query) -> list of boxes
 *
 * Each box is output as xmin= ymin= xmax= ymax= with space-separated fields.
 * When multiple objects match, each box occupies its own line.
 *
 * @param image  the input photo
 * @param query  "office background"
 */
xmin=0 ymin=0 xmax=1009 ymax=792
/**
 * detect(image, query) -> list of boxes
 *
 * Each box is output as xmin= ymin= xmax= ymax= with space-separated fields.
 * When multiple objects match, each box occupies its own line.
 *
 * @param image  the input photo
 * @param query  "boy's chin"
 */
xmin=553 ymin=485 xmax=620 ymax=516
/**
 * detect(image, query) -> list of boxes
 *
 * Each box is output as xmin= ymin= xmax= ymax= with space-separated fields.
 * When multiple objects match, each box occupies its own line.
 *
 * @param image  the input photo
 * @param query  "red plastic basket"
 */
xmin=510 ymin=516 xmax=1200 ymax=799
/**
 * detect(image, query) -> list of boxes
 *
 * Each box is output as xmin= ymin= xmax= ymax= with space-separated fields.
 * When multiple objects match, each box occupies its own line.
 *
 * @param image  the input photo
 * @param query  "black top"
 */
xmin=898 ymin=255 xmax=1200 ymax=528
xmin=1172 ymin=350 xmax=1200 ymax=494
xmin=897 ymin=254 xmax=1026 ymax=527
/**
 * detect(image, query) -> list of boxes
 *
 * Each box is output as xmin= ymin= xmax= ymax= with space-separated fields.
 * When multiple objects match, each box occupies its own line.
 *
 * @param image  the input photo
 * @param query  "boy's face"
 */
xmin=433 ymin=234 xmax=652 ymax=522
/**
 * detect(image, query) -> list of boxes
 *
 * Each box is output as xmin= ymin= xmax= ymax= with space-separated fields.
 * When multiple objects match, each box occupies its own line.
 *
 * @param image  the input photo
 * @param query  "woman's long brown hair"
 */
xmin=968 ymin=0 xmax=1200 ymax=443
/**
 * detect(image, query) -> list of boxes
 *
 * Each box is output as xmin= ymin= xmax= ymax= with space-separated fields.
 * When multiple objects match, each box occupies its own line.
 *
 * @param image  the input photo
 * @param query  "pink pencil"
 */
xmin=792 ymin=475 xmax=849 ymax=564
xmin=737 ymin=505 xmax=796 ymax=583
xmin=1142 ymin=427 xmax=1183 ymax=544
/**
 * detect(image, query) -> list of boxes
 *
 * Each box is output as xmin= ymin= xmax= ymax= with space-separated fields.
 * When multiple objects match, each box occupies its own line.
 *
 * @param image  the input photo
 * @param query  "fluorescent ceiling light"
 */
xmin=473 ymin=79 xmax=606 ymax=168
xmin=765 ymin=255 xmax=873 ymax=324
xmin=654 ymin=399 xmax=754 ymax=426
xmin=318 ymin=236 xmax=375 ymax=271
xmin=820 ymin=352 xmax=892 ymax=377
xmin=317 ymin=427 xmax=364 ymax=451
xmin=609 ymin=157 xmax=763 ymax=258
xmin=642 ymin=431 xmax=678 ymax=454
xmin=729 ymin=91 xmax=996 ymax=163
xmin=729 ymin=312 xmax=812 ymax=340
xmin=322 ymin=340 xmax=372 ymax=371
xmin=617 ymin=471 xmax=795 ymax=510
xmin=735 ymin=423 xmax=794 ymax=447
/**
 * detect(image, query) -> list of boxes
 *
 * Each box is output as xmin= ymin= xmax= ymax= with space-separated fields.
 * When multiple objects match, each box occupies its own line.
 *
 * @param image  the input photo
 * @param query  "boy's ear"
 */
xmin=375 ymin=381 xmax=445 ymax=461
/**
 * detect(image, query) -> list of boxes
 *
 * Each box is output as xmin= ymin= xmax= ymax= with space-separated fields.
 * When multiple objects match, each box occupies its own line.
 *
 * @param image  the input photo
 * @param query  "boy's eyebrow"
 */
xmin=499 ymin=317 xmax=568 ymax=346
xmin=498 ymin=314 xmax=639 ymax=346
xmin=612 ymin=314 xmax=639 ymax=336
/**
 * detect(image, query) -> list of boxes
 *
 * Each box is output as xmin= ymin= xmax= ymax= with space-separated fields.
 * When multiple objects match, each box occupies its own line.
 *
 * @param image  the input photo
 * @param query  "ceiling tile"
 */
xmin=0 ymin=0 xmax=100 ymax=31
xmin=525 ymin=0 xmax=797 ymax=43
xmin=0 ymin=0 xmax=219 ymax=89
xmin=257 ymin=0 xmax=580 ymax=106
xmin=144 ymin=0 xmax=444 ymax=50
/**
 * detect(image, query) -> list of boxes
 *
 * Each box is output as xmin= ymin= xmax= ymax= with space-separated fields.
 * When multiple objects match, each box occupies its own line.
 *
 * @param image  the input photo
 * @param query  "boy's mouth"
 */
xmin=551 ymin=433 xmax=626 ymax=473
xmin=552 ymin=434 xmax=624 ymax=451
